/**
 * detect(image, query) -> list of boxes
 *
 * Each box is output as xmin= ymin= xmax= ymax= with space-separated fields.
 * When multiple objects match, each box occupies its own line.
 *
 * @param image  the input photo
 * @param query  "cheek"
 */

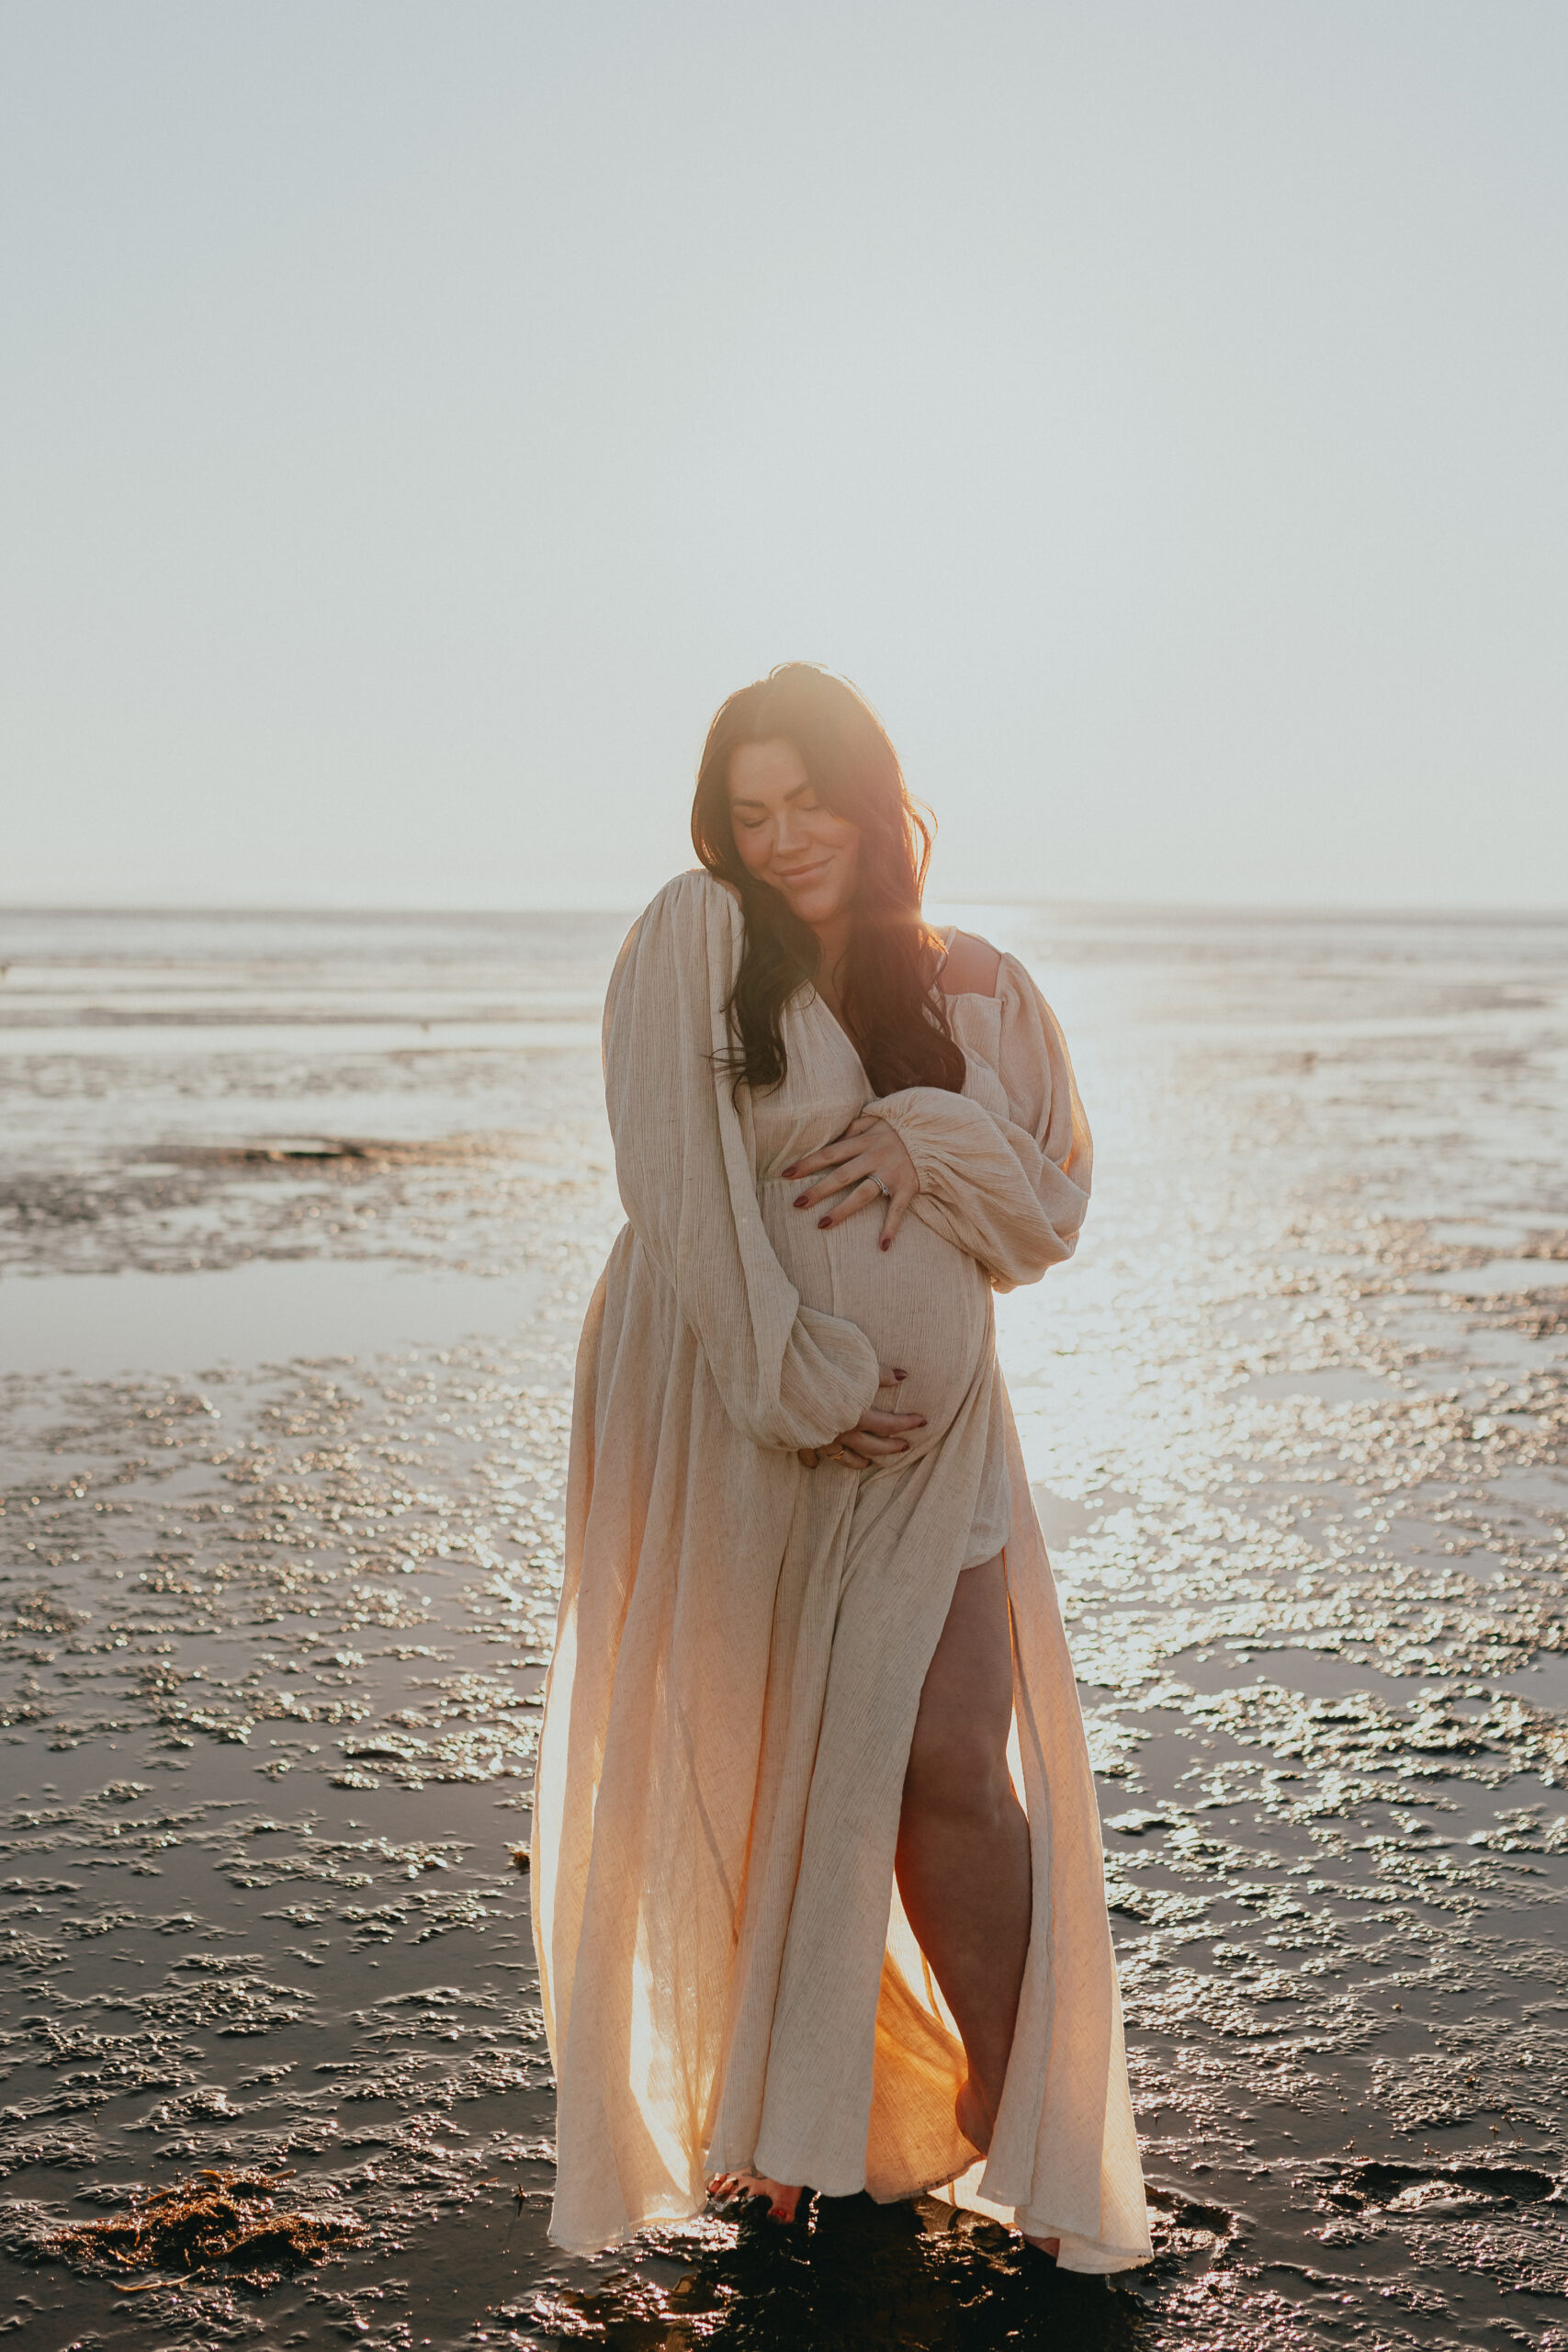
xmin=814 ymin=816 xmax=860 ymax=865
xmin=731 ymin=827 xmax=772 ymax=876
xmin=808 ymin=813 xmax=860 ymax=851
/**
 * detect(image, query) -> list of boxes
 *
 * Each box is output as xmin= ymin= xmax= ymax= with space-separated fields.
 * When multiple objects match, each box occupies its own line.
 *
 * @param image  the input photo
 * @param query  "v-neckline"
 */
xmin=805 ymin=984 xmax=867 ymax=1080
xmin=803 ymin=922 xmax=973 ymax=1080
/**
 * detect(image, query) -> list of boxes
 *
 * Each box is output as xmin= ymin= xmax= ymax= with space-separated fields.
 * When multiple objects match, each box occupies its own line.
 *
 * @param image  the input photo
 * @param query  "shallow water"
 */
xmin=0 ymin=1261 xmax=547 ymax=1377
xmin=1 ymin=902 xmax=1565 ymax=2350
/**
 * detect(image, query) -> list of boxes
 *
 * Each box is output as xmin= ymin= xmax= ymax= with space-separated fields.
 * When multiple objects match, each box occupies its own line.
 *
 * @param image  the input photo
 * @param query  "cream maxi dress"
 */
xmin=531 ymin=870 xmax=1150 ymax=2272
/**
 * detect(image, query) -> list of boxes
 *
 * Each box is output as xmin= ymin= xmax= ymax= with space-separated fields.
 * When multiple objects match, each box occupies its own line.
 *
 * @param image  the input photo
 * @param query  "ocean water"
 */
xmin=1 ymin=900 xmax=1566 ymax=2350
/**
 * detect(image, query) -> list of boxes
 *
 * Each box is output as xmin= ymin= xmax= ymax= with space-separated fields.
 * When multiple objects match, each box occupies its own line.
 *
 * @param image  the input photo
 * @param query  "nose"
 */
xmin=774 ymin=807 xmax=810 ymax=858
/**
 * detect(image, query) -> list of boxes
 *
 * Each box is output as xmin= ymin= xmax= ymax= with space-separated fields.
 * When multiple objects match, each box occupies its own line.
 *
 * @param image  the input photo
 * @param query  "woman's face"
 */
xmin=727 ymin=740 xmax=861 ymax=932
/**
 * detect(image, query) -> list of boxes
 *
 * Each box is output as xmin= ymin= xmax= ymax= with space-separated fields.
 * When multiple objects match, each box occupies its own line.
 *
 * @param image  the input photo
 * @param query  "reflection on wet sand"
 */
xmin=1 ymin=903 xmax=1565 ymax=2347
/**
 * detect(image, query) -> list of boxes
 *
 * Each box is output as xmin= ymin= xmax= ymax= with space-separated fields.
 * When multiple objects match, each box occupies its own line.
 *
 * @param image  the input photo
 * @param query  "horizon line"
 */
xmin=4 ymin=899 xmax=1568 ymax=926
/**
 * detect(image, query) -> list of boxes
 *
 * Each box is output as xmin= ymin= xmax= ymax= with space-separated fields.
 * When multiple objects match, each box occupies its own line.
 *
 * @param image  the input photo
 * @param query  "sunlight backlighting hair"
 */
xmin=690 ymin=662 xmax=966 ymax=1100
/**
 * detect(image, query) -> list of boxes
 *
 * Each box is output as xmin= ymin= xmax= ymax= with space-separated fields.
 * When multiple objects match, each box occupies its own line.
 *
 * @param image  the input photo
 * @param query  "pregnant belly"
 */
xmin=761 ymin=1186 xmax=994 ymax=1449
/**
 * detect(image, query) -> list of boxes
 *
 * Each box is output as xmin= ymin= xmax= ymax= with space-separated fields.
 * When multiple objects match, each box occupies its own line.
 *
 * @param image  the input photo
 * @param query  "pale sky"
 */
xmin=4 ymin=1 xmax=1565 ymax=910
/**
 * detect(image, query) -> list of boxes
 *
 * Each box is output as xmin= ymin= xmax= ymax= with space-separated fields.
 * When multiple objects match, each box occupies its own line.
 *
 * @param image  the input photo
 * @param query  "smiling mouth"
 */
xmin=775 ymin=858 xmax=833 ymax=888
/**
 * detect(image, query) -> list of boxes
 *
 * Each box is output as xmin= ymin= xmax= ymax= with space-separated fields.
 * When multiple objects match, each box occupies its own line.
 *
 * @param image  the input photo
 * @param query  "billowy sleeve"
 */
xmin=865 ymin=955 xmax=1092 ymax=1292
xmin=604 ymin=871 xmax=882 ymax=1450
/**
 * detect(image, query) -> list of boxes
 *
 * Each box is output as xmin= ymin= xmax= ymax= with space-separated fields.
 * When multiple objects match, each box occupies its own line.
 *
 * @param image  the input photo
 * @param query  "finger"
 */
xmin=876 ymin=1364 xmax=910 ymax=1387
xmin=838 ymin=1430 xmax=915 ymax=1459
xmin=784 ymin=1136 xmax=863 ymax=1182
xmin=793 ymin=1151 xmax=875 ymax=1206
xmin=858 ymin=1408 xmax=926 ymax=1433
xmin=817 ymin=1177 xmax=883 ymax=1230
xmin=879 ymin=1186 xmax=911 ymax=1251
xmin=797 ymin=1447 xmax=819 ymax=1468
xmin=809 ymin=1166 xmax=875 ymax=1217
xmin=841 ymin=1411 xmax=911 ymax=1448
xmin=793 ymin=1173 xmax=863 ymax=1208
xmin=793 ymin=1171 xmax=858 ymax=1210
xmin=787 ymin=1147 xmax=852 ymax=1182
xmin=818 ymin=1177 xmax=880 ymax=1227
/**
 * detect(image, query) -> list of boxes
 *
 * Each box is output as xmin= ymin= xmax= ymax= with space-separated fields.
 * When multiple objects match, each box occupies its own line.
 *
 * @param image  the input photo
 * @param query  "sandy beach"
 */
xmin=2 ymin=901 xmax=1565 ymax=2349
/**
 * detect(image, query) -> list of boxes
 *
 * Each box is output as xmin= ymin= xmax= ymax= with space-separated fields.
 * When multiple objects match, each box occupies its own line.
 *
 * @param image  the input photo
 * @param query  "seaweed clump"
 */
xmin=44 ymin=2167 xmax=355 ymax=2287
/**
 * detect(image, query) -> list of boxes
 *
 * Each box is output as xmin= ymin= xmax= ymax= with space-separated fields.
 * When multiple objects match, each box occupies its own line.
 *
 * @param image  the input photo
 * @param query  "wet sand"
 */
xmin=2 ymin=903 xmax=1565 ymax=2348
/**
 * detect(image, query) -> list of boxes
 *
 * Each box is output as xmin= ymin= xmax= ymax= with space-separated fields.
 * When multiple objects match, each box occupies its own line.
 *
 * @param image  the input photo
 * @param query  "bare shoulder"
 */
xmin=938 ymin=929 xmax=1003 ymax=999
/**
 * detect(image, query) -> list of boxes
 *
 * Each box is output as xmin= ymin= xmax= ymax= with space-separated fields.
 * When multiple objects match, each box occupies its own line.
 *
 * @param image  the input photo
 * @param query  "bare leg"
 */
xmin=708 ymin=1557 xmax=1047 ymax=2244
xmin=897 ymin=1555 xmax=1057 ymax=2255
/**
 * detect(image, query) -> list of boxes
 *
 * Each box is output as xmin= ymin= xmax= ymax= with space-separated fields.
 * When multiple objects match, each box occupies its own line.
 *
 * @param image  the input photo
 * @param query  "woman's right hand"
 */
xmin=797 ymin=1377 xmax=925 ymax=1471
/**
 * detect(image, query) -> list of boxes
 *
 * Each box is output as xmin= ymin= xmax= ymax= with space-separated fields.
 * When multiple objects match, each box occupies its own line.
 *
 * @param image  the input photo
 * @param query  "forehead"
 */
xmin=727 ymin=739 xmax=809 ymax=803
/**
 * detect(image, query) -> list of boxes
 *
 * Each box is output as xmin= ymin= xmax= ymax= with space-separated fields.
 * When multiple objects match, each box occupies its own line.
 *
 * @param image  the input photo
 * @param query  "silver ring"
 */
xmin=871 ymin=1173 xmax=892 ymax=1199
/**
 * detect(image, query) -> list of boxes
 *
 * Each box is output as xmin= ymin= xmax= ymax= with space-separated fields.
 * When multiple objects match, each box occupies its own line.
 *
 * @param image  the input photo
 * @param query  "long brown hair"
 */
xmin=690 ymin=663 xmax=967 ymax=1099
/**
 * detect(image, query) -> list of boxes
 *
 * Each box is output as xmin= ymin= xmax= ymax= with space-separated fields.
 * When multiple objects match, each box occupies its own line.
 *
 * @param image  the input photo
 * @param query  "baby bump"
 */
xmin=761 ymin=1185 xmax=994 ymax=1448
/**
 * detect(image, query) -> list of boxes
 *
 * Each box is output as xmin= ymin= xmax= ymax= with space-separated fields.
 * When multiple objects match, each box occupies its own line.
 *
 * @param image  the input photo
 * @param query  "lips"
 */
xmin=774 ymin=857 xmax=833 ymax=888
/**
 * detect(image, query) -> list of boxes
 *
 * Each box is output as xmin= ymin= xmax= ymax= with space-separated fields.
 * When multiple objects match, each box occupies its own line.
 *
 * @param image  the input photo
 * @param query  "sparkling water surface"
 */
xmin=2 ymin=902 xmax=1565 ymax=2349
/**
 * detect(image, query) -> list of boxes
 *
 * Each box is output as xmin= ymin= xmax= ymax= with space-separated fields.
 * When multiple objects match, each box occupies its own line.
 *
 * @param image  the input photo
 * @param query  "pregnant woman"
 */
xmin=531 ymin=664 xmax=1150 ymax=2272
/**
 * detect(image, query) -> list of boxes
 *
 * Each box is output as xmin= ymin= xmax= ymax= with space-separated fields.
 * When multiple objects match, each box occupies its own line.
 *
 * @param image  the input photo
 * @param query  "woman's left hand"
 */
xmin=784 ymin=1115 xmax=919 ymax=1250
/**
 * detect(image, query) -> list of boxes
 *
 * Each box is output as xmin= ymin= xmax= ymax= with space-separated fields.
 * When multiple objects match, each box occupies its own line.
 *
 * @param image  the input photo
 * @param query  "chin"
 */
xmin=789 ymin=893 xmax=841 ymax=931
xmin=784 ymin=886 xmax=846 ymax=926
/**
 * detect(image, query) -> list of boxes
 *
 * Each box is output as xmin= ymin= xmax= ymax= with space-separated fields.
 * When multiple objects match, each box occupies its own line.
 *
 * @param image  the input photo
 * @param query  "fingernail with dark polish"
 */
xmin=794 ymin=1195 xmax=809 ymax=1208
xmin=879 ymin=1238 xmax=891 ymax=1250
xmin=893 ymin=1369 xmax=908 ymax=1381
xmin=818 ymin=1216 xmax=831 ymax=1229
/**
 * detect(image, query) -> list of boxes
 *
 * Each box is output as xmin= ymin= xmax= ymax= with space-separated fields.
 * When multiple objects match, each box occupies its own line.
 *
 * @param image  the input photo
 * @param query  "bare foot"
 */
xmin=707 ymin=2168 xmax=805 ymax=2224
